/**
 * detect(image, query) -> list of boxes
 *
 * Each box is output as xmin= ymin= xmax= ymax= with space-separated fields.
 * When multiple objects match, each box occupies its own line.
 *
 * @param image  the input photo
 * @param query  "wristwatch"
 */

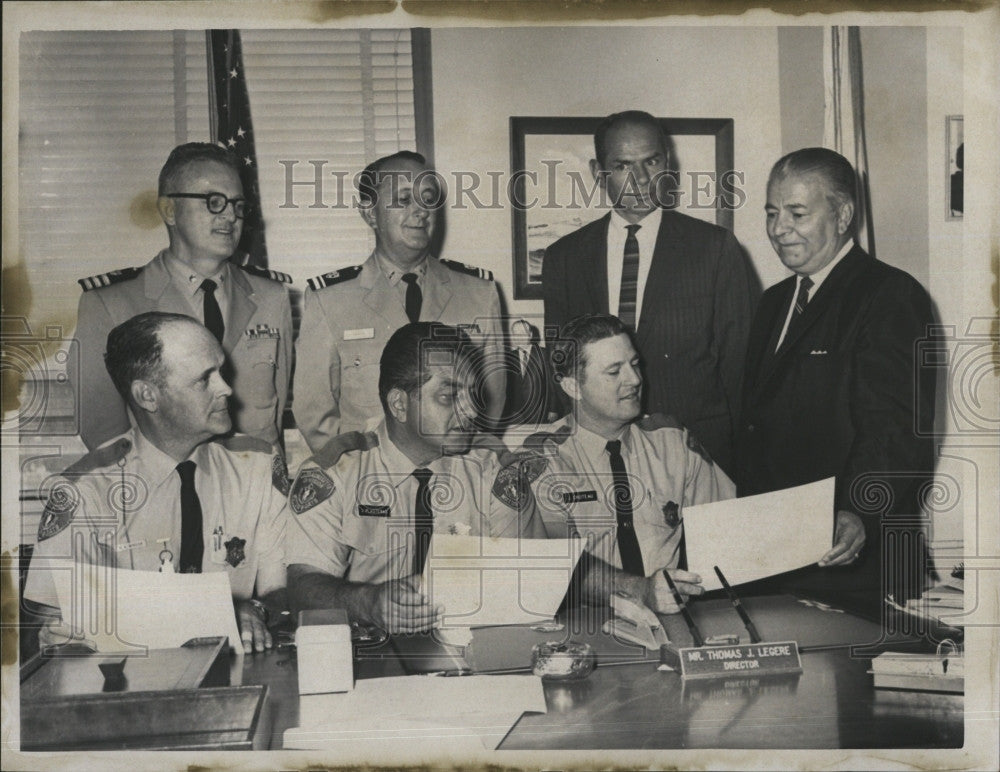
xmin=248 ymin=598 xmax=270 ymax=625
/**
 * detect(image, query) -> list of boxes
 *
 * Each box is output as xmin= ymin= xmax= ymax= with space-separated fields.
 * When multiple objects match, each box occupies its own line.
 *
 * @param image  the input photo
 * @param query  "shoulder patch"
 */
xmin=63 ymin=438 xmax=132 ymax=478
xmin=38 ymin=479 xmax=81 ymax=541
xmin=492 ymin=451 xmax=549 ymax=509
xmin=637 ymin=413 xmax=684 ymax=432
xmin=289 ymin=467 xmax=336 ymax=514
xmin=307 ymin=265 xmax=363 ymax=291
xmin=239 ymin=263 xmax=292 ymax=284
xmin=312 ymin=430 xmax=379 ymax=470
xmin=685 ymin=431 xmax=714 ymax=465
xmin=440 ymin=258 xmax=494 ymax=282
xmin=77 ymin=267 xmax=143 ymax=292
xmin=272 ymin=454 xmax=291 ymax=496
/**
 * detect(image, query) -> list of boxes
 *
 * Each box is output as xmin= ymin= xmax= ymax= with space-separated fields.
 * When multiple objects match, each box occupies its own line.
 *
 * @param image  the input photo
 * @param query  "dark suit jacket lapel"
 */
xmin=761 ymin=245 xmax=870 ymax=384
xmin=584 ymin=214 xmax=611 ymax=315
xmin=634 ymin=211 xmax=674 ymax=351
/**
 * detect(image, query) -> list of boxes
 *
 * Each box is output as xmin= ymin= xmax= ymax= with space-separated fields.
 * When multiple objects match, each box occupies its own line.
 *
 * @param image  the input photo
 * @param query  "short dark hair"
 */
xmin=158 ymin=142 xmax=242 ymax=196
xmin=767 ymin=147 xmax=858 ymax=212
xmin=104 ymin=312 xmax=198 ymax=401
xmin=551 ymin=313 xmax=633 ymax=383
xmin=593 ymin=110 xmax=671 ymax=168
xmin=378 ymin=322 xmax=480 ymax=413
xmin=357 ymin=150 xmax=429 ymax=207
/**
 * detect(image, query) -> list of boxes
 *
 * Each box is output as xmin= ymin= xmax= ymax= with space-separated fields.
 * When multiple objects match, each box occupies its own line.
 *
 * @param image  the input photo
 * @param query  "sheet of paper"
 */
xmin=682 ymin=478 xmax=835 ymax=591
xmin=51 ymin=562 xmax=242 ymax=654
xmin=421 ymin=535 xmax=584 ymax=627
xmin=286 ymin=674 xmax=546 ymax=753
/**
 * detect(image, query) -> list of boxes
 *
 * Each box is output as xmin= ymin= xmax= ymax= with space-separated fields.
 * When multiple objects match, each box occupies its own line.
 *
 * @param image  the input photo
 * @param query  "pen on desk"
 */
xmin=714 ymin=565 xmax=762 ymax=644
xmin=662 ymin=569 xmax=705 ymax=647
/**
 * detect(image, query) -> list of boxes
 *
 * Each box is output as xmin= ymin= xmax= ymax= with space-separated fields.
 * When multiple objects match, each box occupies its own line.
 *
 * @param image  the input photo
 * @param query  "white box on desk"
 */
xmin=296 ymin=608 xmax=354 ymax=695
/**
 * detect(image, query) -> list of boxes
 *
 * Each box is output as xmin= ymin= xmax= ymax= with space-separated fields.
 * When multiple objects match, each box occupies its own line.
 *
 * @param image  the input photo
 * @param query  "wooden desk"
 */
xmin=241 ymin=636 xmax=962 ymax=751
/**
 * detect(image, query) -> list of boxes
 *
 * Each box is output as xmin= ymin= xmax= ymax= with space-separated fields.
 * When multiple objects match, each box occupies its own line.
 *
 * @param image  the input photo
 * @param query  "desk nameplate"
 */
xmin=676 ymin=640 xmax=803 ymax=680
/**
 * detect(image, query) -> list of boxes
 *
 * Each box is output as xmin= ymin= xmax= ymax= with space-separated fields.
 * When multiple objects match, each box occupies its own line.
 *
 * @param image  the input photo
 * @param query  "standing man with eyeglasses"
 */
xmin=73 ymin=142 xmax=293 ymax=451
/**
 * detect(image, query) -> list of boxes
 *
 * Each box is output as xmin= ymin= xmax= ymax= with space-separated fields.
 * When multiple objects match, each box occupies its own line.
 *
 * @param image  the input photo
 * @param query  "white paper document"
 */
xmin=286 ymin=674 xmax=546 ymax=754
xmin=51 ymin=562 xmax=242 ymax=653
xmin=682 ymin=477 xmax=835 ymax=591
xmin=421 ymin=535 xmax=585 ymax=627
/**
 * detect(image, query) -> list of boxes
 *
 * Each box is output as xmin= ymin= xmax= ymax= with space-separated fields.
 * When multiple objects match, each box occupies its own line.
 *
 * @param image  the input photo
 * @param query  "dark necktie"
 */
xmin=176 ymin=460 xmax=204 ymax=573
xmin=617 ymin=224 xmax=641 ymax=330
xmin=200 ymin=279 xmax=225 ymax=343
xmin=402 ymin=273 xmax=422 ymax=324
xmin=793 ymin=275 xmax=814 ymax=318
xmin=606 ymin=440 xmax=645 ymax=576
xmin=411 ymin=468 xmax=434 ymax=576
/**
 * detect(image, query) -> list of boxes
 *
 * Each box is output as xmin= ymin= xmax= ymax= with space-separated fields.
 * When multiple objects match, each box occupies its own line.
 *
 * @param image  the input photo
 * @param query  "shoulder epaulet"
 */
xmin=306 ymin=265 xmax=363 ymax=291
xmin=636 ymin=413 xmax=684 ymax=433
xmin=238 ymin=263 xmax=292 ymax=284
xmin=520 ymin=424 xmax=572 ymax=452
xmin=440 ymin=259 xmax=494 ymax=282
xmin=312 ymin=430 xmax=379 ymax=470
xmin=63 ymin=437 xmax=132 ymax=478
xmin=215 ymin=434 xmax=274 ymax=455
xmin=77 ymin=267 xmax=143 ymax=292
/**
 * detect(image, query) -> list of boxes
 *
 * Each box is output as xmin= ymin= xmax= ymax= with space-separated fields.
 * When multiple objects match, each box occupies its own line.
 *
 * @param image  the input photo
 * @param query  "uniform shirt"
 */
xmin=73 ymin=251 xmax=293 ymax=449
xmin=286 ymin=420 xmax=544 ymax=585
xmin=293 ymin=253 xmax=505 ymax=453
xmin=511 ymin=414 xmax=735 ymax=576
xmin=163 ymin=253 xmax=232 ymax=324
xmin=24 ymin=428 xmax=288 ymax=609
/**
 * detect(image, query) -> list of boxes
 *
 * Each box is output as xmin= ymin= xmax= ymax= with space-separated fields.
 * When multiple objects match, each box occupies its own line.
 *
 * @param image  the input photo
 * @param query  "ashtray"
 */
xmin=531 ymin=640 xmax=595 ymax=681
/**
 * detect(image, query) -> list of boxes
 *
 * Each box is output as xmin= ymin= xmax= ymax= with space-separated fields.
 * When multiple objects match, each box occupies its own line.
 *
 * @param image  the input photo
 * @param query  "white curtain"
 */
xmin=823 ymin=26 xmax=876 ymax=257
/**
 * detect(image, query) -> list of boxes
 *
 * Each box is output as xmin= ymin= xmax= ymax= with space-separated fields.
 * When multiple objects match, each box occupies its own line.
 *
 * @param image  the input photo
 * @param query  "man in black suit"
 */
xmin=499 ymin=319 xmax=557 ymax=431
xmin=543 ymin=110 xmax=756 ymax=475
xmin=737 ymin=147 xmax=936 ymax=611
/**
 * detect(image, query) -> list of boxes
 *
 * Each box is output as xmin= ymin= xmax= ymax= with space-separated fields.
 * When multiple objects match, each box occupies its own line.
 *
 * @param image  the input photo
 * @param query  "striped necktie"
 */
xmin=617 ymin=224 xmax=641 ymax=329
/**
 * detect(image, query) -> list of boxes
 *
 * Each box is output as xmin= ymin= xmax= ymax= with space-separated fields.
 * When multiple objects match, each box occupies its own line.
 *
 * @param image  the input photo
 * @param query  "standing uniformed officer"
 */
xmin=501 ymin=313 xmax=735 ymax=613
xmin=287 ymin=323 xmax=542 ymax=634
xmin=293 ymin=151 xmax=506 ymax=454
xmin=72 ymin=142 xmax=293 ymax=451
xmin=25 ymin=312 xmax=288 ymax=653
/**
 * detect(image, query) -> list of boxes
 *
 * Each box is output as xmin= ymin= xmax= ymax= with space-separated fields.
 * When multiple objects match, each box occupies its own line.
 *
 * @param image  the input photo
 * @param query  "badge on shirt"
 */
xmin=562 ymin=490 xmax=598 ymax=504
xmin=224 ymin=537 xmax=246 ymax=568
xmin=662 ymin=501 xmax=681 ymax=528
xmin=344 ymin=327 xmax=375 ymax=340
xmin=358 ymin=504 xmax=390 ymax=517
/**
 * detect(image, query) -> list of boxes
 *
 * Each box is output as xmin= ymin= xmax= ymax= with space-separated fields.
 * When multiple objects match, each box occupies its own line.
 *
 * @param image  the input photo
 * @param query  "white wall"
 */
xmin=430 ymin=26 xmax=785 ymax=319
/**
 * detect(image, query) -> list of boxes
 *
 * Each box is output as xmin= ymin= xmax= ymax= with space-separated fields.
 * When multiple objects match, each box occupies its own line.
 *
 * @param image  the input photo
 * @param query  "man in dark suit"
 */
xmin=499 ymin=319 xmax=557 ymax=431
xmin=737 ymin=147 xmax=936 ymax=611
xmin=543 ymin=110 xmax=756 ymax=475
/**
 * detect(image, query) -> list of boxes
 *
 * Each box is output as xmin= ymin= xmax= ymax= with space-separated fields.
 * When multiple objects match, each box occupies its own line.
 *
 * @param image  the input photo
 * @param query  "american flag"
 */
xmin=208 ymin=29 xmax=268 ymax=267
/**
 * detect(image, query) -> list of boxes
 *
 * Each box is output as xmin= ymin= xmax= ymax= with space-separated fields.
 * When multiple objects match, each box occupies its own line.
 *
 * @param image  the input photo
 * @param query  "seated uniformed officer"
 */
xmin=293 ymin=150 xmax=506 ymax=453
xmin=505 ymin=313 xmax=735 ymax=613
xmin=287 ymin=322 xmax=543 ymax=634
xmin=72 ymin=142 xmax=293 ymax=451
xmin=24 ymin=312 xmax=287 ymax=653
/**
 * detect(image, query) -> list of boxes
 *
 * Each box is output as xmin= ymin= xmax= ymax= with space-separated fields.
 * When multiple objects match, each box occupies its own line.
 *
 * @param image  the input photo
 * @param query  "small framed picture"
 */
xmin=946 ymin=115 xmax=963 ymax=221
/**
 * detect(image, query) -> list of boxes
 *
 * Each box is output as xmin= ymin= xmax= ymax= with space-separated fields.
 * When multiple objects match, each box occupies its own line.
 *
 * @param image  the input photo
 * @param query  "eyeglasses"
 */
xmin=167 ymin=192 xmax=247 ymax=218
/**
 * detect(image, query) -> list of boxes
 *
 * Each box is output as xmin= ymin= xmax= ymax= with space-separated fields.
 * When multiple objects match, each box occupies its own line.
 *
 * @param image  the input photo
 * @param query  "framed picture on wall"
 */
xmin=946 ymin=114 xmax=963 ymax=220
xmin=509 ymin=116 xmax=736 ymax=300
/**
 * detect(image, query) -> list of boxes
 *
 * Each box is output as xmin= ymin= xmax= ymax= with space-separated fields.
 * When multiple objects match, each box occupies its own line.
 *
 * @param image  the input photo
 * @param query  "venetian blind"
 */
xmin=17 ymin=30 xmax=209 ymax=332
xmin=240 ymin=28 xmax=416 ymax=282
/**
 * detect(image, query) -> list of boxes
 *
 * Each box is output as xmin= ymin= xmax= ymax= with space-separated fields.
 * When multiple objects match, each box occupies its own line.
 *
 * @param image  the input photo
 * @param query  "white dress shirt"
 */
xmin=606 ymin=207 xmax=662 ymax=326
xmin=775 ymin=240 xmax=853 ymax=350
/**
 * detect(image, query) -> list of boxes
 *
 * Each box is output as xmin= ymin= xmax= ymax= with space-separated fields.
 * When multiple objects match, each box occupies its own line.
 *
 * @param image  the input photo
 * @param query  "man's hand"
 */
xmin=818 ymin=510 xmax=867 ymax=567
xmin=236 ymin=599 xmax=273 ymax=653
xmin=372 ymin=576 xmax=443 ymax=634
xmin=646 ymin=569 xmax=704 ymax=614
